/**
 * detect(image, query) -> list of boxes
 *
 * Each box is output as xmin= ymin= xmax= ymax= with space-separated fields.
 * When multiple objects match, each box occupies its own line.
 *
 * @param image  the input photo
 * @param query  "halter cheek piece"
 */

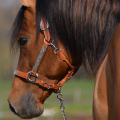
xmin=14 ymin=19 xmax=81 ymax=93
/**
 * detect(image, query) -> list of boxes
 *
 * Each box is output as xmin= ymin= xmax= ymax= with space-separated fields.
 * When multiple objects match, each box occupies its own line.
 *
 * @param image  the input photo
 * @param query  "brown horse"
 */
xmin=8 ymin=0 xmax=120 ymax=119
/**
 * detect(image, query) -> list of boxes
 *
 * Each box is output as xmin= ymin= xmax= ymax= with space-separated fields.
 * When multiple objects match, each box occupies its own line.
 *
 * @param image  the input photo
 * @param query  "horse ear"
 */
xmin=20 ymin=0 xmax=36 ymax=8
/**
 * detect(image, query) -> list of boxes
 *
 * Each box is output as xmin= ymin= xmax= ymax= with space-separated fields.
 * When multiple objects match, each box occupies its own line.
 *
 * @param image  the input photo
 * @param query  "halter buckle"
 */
xmin=48 ymin=42 xmax=60 ymax=54
xmin=43 ymin=83 xmax=51 ymax=89
xmin=27 ymin=71 xmax=38 ymax=83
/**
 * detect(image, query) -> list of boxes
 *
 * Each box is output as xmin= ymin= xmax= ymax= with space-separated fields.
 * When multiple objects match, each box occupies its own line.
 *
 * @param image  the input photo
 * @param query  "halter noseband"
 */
xmin=14 ymin=19 xmax=81 ymax=93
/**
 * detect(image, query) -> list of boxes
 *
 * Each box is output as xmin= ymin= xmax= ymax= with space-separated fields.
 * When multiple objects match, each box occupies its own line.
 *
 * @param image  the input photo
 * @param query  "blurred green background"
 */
xmin=0 ymin=0 xmax=94 ymax=120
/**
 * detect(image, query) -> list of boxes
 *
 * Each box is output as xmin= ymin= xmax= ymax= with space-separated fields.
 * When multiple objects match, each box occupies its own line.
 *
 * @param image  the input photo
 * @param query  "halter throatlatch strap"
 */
xmin=14 ymin=19 xmax=81 ymax=93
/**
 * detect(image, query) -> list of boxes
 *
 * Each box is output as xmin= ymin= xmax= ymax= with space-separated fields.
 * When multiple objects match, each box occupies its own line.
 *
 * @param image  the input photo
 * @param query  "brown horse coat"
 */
xmin=93 ymin=24 xmax=120 ymax=120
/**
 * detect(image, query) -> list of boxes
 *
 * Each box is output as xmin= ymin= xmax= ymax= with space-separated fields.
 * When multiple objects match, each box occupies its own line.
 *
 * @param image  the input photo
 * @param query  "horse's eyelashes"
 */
xmin=18 ymin=37 xmax=28 ymax=46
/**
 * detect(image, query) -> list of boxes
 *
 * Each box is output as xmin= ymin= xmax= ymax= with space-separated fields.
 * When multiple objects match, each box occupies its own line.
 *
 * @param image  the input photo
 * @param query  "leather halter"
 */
xmin=14 ymin=19 xmax=81 ymax=93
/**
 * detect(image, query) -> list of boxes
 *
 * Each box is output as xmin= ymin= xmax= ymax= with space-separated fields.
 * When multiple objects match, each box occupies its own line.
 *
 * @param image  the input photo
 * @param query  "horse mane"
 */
xmin=36 ymin=0 xmax=120 ymax=76
xmin=10 ymin=6 xmax=27 ymax=51
xmin=11 ymin=0 xmax=120 ymax=76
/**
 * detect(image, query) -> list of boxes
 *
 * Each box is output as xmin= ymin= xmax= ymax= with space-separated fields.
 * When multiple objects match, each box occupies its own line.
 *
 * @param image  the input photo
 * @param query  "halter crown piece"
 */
xmin=14 ymin=19 xmax=81 ymax=93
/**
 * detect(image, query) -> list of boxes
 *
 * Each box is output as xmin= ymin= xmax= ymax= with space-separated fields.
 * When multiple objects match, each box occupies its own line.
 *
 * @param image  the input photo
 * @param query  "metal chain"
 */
xmin=57 ymin=87 xmax=67 ymax=120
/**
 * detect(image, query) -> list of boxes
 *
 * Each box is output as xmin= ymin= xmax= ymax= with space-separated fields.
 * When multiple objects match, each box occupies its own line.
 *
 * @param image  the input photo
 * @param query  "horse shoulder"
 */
xmin=93 ymin=24 xmax=120 ymax=120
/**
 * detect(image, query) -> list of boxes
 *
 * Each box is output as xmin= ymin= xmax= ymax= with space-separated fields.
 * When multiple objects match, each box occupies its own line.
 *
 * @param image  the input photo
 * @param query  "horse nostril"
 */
xmin=8 ymin=102 xmax=18 ymax=115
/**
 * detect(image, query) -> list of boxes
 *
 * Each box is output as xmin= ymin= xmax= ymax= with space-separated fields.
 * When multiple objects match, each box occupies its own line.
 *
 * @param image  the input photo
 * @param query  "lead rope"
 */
xmin=57 ymin=87 xmax=67 ymax=120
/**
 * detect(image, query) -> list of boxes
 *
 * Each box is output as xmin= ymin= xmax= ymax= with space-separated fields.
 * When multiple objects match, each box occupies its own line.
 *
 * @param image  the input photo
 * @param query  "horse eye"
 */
xmin=18 ymin=37 xmax=28 ymax=46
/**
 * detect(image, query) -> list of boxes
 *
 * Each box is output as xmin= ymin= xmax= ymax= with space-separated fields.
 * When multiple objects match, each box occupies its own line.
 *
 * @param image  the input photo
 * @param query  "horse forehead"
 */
xmin=20 ymin=8 xmax=36 ymax=33
xmin=24 ymin=8 xmax=36 ymax=22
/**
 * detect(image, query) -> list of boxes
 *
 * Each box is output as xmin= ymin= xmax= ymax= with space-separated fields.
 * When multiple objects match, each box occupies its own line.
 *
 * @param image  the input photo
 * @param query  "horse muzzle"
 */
xmin=8 ymin=92 xmax=44 ymax=119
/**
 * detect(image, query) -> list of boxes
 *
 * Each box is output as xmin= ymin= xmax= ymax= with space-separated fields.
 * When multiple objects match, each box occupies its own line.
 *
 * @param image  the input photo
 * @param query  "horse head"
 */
xmin=8 ymin=0 xmax=81 ymax=119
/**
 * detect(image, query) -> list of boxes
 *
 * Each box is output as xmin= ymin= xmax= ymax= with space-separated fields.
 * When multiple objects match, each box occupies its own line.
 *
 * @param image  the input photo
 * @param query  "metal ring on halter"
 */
xmin=40 ymin=19 xmax=49 ymax=31
xmin=44 ymin=37 xmax=60 ymax=54
xmin=49 ymin=42 xmax=60 ymax=53
xmin=42 ymin=83 xmax=51 ymax=89
xmin=44 ymin=38 xmax=50 ymax=43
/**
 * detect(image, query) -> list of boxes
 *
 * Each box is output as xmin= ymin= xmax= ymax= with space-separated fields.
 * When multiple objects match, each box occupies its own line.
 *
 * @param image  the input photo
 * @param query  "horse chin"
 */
xmin=19 ymin=104 xmax=44 ymax=119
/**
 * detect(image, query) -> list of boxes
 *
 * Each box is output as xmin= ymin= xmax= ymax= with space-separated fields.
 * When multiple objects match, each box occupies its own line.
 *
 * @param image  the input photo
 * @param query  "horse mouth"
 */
xmin=8 ymin=101 xmax=44 ymax=119
xmin=8 ymin=102 xmax=18 ymax=116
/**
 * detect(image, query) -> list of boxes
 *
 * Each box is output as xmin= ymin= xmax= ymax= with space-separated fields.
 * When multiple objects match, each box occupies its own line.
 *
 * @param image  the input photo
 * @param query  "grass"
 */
xmin=44 ymin=80 xmax=94 ymax=115
xmin=0 ymin=79 xmax=94 ymax=119
xmin=0 ymin=80 xmax=12 ymax=110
